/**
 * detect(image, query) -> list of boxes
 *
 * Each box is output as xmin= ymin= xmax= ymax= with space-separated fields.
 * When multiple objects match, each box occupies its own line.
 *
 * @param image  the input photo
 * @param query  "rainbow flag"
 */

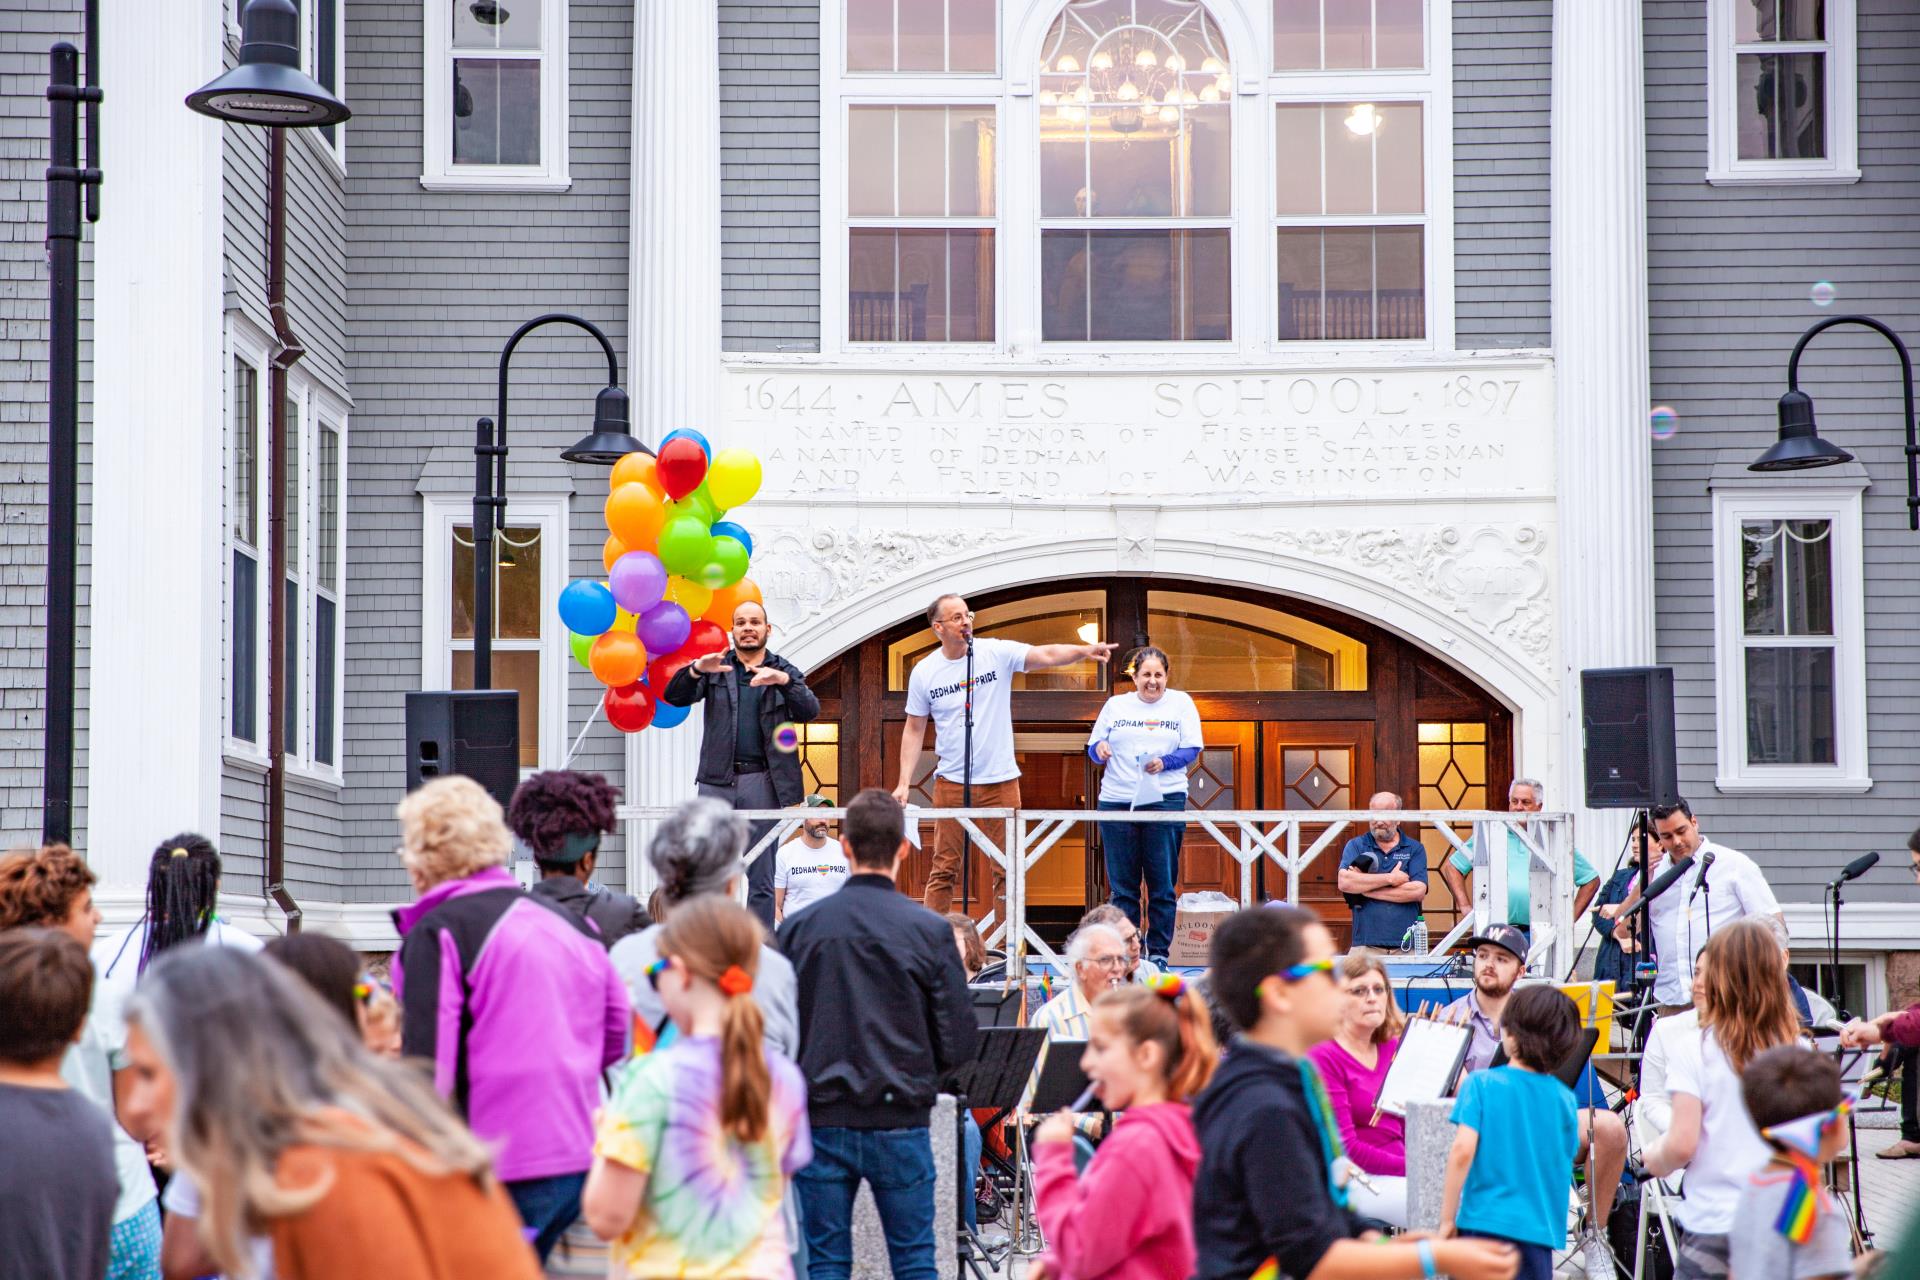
xmin=1761 ymin=1094 xmax=1854 ymax=1244
xmin=1250 ymin=1257 xmax=1280 ymax=1280
xmin=1039 ymin=970 xmax=1054 ymax=1005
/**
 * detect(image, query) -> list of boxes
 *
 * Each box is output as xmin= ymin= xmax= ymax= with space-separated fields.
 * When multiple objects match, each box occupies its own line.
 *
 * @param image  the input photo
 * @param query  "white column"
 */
xmin=88 ymin=0 xmax=227 ymax=893
xmin=1550 ymin=3 xmax=1655 ymax=852
xmin=624 ymin=0 xmax=721 ymax=887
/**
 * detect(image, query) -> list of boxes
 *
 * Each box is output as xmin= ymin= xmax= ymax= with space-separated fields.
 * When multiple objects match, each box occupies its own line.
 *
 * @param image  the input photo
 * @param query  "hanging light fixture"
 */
xmin=185 ymin=0 xmax=351 ymax=127
xmin=1345 ymin=103 xmax=1382 ymax=136
xmin=470 ymin=0 xmax=510 ymax=26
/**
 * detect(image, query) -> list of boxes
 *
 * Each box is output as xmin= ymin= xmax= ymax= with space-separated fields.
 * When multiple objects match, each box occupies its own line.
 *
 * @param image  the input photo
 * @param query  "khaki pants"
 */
xmin=925 ymin=776 xmax=1020 ymax=915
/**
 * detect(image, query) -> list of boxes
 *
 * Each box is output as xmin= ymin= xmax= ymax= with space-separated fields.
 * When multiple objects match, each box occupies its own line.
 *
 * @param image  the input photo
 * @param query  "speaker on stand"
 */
xmin=1580 ymin=666 xmax=1679 ymax=811
xmin=404 ymin=690 xmax=521 ymax=814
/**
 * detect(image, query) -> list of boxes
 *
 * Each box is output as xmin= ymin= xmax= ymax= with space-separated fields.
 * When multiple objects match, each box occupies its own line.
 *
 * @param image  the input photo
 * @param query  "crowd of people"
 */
xmin=2 ymin=751 xmax=1917 ymax=1280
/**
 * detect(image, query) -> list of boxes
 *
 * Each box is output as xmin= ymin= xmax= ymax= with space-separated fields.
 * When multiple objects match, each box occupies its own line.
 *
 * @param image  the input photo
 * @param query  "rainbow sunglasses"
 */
xmin=643 ymin=956 xmax=672 ymax=990
xmin=1276 ymin=957 xmax=1335 ymax=983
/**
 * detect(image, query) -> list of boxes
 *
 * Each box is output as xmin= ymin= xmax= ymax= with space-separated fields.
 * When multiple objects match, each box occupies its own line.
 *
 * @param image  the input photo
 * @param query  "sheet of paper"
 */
xmin=1129 ymin=758 xmax=1161 ymax=809
xmin=902 ymin=805 xmax=922 ymax=849
xmin=1373 ymin=1016 xmax=1473 ymax=1118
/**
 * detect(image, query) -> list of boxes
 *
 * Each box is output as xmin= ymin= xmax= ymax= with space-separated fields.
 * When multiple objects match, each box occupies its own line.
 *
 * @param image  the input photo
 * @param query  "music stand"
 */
xmin=1030 ymin=1039 xmax=1095 ymax=1113
xmin=971 ymin=984 xmax=1025 ymax=1030
xmin=951 ymin=1027 xmax=1047 ymax=1279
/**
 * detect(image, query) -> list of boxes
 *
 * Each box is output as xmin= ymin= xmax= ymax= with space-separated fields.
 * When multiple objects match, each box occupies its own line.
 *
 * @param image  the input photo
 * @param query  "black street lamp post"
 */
xmin=1749 ymin=314 xmax=1920 ymax=531
xmin=471 ymin=314 xmax=644 ymax=691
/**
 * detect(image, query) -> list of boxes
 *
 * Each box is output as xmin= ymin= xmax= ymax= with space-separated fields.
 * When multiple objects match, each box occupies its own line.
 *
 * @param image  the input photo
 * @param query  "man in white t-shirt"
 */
xmin=893 ymin=592 xmax=1115 ymax=914
xmin=774 ymin=795 xmax=849 ymax=922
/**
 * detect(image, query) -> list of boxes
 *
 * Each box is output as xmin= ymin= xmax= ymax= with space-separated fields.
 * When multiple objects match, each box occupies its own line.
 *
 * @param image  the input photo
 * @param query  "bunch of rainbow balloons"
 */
xmin=555 ymin=429 xmax=764 ymax=733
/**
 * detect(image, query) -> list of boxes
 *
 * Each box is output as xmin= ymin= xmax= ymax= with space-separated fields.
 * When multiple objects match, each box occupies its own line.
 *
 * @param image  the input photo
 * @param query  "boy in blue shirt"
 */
xmin=1439 ymin=983 xmax=1581 ymax=1280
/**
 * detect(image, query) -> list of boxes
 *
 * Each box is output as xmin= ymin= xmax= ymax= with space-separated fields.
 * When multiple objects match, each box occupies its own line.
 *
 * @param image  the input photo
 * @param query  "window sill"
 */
xmin=1704 ymin=167 xmax=1861 ymax=187
xmin=419 ymin=173 xmax=572 ymax=194
xmin=284 ymin=760 xmax=347 ymax=791
xmin=1714 ymin=772 xmax=1873 ymax=796
xmin=224 ymin=748 xmax=271 ymax=776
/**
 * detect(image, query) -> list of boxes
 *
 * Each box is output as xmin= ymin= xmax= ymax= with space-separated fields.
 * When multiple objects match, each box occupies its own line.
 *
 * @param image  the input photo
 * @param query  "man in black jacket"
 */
xmin=662 ymin=599 xmax=818 ymax=929
xmin=506 ymin=769 xmax=651 ymax=948
xmin=778 ymin=788 xmax=978 ymax=1280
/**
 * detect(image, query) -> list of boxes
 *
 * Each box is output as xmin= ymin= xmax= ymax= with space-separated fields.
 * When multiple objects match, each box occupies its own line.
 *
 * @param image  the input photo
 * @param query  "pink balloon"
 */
xmin=609 ymin=550 xmax=668 ymax=614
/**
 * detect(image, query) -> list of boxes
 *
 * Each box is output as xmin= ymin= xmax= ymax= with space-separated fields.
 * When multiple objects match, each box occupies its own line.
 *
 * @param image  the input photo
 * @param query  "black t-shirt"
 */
xmin=734 ymin=660 xmax=767 ymax=767
xmin=0 ymin=1082 xmax=117 ymax=1280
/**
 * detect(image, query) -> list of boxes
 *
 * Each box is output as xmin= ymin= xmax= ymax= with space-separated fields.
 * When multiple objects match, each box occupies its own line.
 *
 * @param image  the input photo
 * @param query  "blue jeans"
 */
xmin=1459 ymin=1230 xmax=1553 ymax=1280
xmin=961 ymin=1113 xmax=982 ymax=1232
xmin=506 ymin=1171 xmax=587 ymax=1263
xmin=796 ymin=1125 xmax=938 ymax=1280
xmin=1099 ymin=795 xmax=1186 ymax=960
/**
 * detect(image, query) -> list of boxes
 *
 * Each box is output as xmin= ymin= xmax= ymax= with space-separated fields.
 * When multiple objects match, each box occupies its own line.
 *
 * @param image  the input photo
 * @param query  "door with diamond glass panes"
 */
xmin=1264 ymin=722 xmax=1376 ymax=949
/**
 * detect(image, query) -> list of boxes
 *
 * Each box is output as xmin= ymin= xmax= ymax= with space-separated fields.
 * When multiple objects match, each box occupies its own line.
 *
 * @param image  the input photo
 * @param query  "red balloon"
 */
xmin=646 ymin=653 xmax=694 ymax=692
xmin=656 ymin=437 xmax=709 ymax=501
xmin=604 ymin=679 xmax=657 ymax=733
xmin=684 ymin=620 xmax=728 ymax=659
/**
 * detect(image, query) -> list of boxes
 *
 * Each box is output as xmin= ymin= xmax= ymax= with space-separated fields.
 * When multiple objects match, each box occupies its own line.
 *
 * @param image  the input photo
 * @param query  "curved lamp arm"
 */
xmin=1785 ymin=314 xmax=1920 ymax=530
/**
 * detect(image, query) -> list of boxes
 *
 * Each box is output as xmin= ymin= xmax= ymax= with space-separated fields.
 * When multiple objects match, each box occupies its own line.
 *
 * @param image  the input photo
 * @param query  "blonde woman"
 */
xmin=120 ymin=945 xmax=537 ymax=1280
xmin=391 ymin=776 xmax=631 ymax=1263
xmin=1307 ymin=953 xmax=1409 ymax=1226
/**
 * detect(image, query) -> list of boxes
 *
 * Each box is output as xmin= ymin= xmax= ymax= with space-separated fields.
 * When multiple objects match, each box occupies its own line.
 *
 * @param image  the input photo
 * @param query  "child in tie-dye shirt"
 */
xmin=584 ymin=897 xmax=810 ymax=1279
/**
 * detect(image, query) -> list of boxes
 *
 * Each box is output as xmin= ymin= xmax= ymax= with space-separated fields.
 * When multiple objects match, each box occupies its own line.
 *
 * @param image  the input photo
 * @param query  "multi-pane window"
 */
xmin=846 ymin=0 xmax=996 ymax=73
xmin=450 ymin=521 xmax=549 ymax=768
xmin=1273 ymin=0 xmax=1423 ymax=71
xmin=229 ymin=357 xmax=260 ymax=745
xmin=847 ymin=105 xmax=997 ymax=343
xmin=284 ymin=394 xmax=301 ymax=752
xmin=1708 ymin=0 xmax=1857 ymax=182
xmin=314 ymin=425 xmax=341 ymax=766
xmin=1274 ymin=102 xmax=1425 ymax=340
xmin=1037 ymin=0 xmax=1233 ymax=341
xmin=424 ymin=0 xmax=568 ymax=189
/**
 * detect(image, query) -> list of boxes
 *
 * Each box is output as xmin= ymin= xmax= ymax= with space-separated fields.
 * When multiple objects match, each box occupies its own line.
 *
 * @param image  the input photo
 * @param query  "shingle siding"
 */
xmin=1646 ymin=0 xmax=1920 ymax=904
xmin=0 ymin=0 xmax=92 ymax=850
xmin=340 ymin=0 xmax=634 ymax=901
xmin=720 ymin=0 xmax=820 ymax=353
xmin=1452 ymin=0 xmax=1551 ymax=350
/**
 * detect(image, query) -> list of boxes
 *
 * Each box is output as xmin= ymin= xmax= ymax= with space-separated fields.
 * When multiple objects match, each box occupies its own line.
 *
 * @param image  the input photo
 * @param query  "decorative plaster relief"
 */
xmin=755 ymin=527 xmax=1029 ymax=632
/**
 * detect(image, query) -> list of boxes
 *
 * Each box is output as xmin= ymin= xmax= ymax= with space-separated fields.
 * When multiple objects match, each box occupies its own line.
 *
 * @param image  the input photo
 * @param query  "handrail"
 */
xmin=616 ymin=807 xmax=1583 ymax=979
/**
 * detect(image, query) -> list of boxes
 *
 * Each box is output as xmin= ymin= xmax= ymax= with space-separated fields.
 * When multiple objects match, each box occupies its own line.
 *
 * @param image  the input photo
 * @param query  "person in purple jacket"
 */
xmin=391 ymin=775 xmax=631 ymax=1263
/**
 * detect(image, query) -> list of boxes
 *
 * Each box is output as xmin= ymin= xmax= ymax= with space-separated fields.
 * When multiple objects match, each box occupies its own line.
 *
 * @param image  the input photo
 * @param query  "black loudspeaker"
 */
xmin=404 ymin=690 xmax=521 ymax=813
xmin=1581 ymin=666 xmax=1680 ymax=810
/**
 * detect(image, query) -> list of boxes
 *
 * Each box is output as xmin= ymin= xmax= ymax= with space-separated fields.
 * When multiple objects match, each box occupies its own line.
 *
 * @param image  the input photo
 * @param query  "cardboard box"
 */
xmin=1167 ymin=891 xmax=1237 ymax=967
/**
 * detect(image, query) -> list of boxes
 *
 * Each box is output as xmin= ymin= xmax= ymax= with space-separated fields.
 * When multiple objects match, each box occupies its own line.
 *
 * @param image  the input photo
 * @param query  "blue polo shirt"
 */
xmin=1338 ymin=830 xmax=1428 ymax=948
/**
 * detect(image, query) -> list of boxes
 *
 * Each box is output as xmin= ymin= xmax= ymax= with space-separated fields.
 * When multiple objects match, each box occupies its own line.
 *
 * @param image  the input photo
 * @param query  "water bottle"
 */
xmin=1411 ymin=915 xmax=1429 ymax=954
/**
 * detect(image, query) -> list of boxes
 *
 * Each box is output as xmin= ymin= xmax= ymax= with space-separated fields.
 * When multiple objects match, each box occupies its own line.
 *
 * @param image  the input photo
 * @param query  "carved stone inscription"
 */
xmin=725 ymin=367 xmax=1553 ymax=501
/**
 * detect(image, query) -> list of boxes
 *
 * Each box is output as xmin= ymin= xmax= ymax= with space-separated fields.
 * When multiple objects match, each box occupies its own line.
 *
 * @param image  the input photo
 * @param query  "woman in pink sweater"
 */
xmin=1030 ymin=973 xmax=1217 ymax=1280
xmin=1307 ymin=952 xmax=1408 ymax=1225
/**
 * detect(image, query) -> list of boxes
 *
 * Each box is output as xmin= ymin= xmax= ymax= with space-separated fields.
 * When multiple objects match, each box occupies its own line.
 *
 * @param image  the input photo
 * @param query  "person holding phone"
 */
xmin=1087 ymin=647 xmax=1203 ymax=965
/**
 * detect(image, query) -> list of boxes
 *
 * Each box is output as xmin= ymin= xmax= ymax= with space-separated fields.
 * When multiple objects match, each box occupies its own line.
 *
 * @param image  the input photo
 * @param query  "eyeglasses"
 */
xmin=644 ymin=956 xmax=671 ymax=990
xmin=1087 ymin=955 xmax=1130 ymax=970
xmin=1277 ymin=957 xmax=1335 ymax=983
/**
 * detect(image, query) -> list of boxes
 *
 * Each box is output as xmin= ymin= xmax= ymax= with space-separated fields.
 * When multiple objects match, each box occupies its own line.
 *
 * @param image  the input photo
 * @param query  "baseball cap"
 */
xmin=1463 ymin=923 xmax=1528 ymax=964
xmin=803 ymin=794 xmax=833 ymax=809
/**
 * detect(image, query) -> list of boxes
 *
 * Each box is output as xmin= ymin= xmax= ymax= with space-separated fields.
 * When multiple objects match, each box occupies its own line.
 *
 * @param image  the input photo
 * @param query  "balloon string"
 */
xmin=563 ymin=697 xmax=603 ymax=769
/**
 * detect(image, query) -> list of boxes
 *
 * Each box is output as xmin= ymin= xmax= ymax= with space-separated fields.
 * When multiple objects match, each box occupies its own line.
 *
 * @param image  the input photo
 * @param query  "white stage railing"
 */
xmin=618 ymin=806 xmax=1579 ymax=979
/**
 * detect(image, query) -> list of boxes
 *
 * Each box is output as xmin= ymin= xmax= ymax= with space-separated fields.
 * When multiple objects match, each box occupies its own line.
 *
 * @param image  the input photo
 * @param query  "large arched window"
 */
xmin=1036 ymin=0 xmax=1233 ymax=341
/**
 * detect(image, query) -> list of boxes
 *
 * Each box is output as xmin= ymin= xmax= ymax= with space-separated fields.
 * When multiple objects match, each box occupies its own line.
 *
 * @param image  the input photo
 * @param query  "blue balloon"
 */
xmin=556 ymin=579 xmax=617 ymax=637
xmin=650 ymin=698 xmax=692 ymax=730
xmin=710 ymin=520 xmax=753 ymax=558
xmin=660 ymin=427 xmax=712 ymax=462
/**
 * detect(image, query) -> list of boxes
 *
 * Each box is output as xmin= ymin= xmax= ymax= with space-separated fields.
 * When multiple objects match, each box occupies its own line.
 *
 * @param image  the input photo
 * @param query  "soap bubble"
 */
xmin=1650 ymin=406 xmax=1679 ymax=441
xmin=1810 ymin=281 xmax=1837 ymax=308
xmin=773 ymin=722 xmax=801 ymax=753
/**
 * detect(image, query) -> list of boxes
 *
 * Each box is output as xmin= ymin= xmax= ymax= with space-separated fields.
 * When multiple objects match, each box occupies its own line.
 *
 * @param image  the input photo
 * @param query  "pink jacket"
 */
xmin=1032 ymin=1101 xmax=1200 ymax=1280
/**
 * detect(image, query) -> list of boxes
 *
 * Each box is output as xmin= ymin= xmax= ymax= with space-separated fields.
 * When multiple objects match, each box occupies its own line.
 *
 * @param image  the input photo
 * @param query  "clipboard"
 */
xmin=1372 ymin=1016 xmax=1473 ymax=1118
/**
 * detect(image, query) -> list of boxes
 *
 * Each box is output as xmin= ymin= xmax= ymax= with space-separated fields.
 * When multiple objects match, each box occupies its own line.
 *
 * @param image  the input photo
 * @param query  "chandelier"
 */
xmin=1039 ymin=0 xmax=1232 ymax=136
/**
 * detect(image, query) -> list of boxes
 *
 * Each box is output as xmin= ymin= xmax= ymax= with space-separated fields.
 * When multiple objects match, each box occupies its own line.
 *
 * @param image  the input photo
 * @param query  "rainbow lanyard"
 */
xmin=1296 ymin=1058 xmax=1352 ymax=1210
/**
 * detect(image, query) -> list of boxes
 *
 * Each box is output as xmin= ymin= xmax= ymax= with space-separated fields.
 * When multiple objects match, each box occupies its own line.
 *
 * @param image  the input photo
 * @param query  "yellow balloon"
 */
xmin=665 ymin=575 xmax=714 ymax=617
xmin=612 ymin=608 xmax=638 ymax=633
xmin=706 ymin=448 xmax=763 ymax=510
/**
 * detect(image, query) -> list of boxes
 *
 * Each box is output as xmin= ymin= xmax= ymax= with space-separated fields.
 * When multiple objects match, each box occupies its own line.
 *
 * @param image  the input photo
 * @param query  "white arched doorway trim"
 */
xmin=774 ymin=533 xmax=1562 ymax=802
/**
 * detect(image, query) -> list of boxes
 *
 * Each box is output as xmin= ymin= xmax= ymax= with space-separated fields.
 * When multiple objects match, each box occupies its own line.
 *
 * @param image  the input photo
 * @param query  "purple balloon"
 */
xmin=609 ymin=550 xmax=668 ymax=614
xmin=636 ymin=601 xmax=691 ymax=655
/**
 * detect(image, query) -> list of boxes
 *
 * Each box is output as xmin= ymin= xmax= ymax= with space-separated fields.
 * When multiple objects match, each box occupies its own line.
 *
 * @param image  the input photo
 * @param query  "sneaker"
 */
xmin=1578 ymin=1227 xmax=1616 ymax=1279
xmin=1877 ymin=1138 xmax=1920 ymax=1159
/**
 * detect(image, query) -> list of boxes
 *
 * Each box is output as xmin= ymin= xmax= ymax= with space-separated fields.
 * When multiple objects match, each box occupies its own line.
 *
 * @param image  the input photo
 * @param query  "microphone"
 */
xmin=1687 ymin=850 xmax=1716 ymax=903
xmin=1830 ymin=851 xmax=1880 ymax=888
xmin=1638 ymin=854 xmax=1696 ymax=905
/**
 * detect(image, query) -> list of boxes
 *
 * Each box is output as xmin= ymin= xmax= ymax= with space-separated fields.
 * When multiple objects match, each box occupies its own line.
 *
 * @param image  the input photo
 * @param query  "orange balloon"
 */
xmin=603 ymin=534 xmax=629 ymax=574
xmin=605 ymin=482 xmax=665 ymax=549
xmin=588 ymin=630 xmax=647 ymax=687
xmin=610 ymin=452 xmax=662 ymax=496
xmin=703 ymin=577 xmax=765 ymax=628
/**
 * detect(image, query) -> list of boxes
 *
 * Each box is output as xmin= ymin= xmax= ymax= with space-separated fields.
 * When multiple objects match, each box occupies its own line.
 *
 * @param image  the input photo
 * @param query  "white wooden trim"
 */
xmin=223 ymin=313 xmax=273 ymax=764
xmin=302 ymin=0 xmax=347 ymax=171
xmin=420 ymin=0 xmax=571 ymax=191
xmin=420 ymin=494 xmax=570 ymax=770
xmin=1711 ymin=486 xmax=1871 ymax=793
xmin=1704 ymin=0 xmax=1859 ymax=185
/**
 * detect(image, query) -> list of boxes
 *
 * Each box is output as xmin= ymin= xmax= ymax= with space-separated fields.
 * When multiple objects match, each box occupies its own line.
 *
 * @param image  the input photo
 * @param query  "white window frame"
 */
xmin=420 ymin=495 xmax=570 ymax=772
xmin=1705 ymin=0 xmax=1858 ymax=185
xmin=224 ymin=317 xmax=272 ymax=767
xmin=304 ymin=0 xmax=347 ymax=169
xmin=307 ymin=408 xmax=348 ymax=775
xmin=816 ymin=0 xmax=1455 ymax=363
xmin=1711 ymin=484 xmax=1870 ymax=794
xmin=421 ymin=0 xmax=571 ymax=192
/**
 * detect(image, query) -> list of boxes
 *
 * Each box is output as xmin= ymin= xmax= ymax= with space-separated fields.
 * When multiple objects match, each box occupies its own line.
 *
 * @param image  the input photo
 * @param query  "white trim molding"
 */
xmin=1705 ymin=0 xmax=1859 ymax=186
xmin=421 ymin=0 xmax=571 ymax=191
xmin=1709 ymin=482 xmax=1871 ymax=794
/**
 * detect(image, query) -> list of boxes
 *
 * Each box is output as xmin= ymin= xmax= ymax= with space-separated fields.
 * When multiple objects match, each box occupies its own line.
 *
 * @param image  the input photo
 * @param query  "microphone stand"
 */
xmin=962 ymin=634 xmax=974 ymax=914
xmin=1826 ymin=870 xmax=1871 ymax=1246
xmin=1827 ymin=872 xmax=1852 ymax=1021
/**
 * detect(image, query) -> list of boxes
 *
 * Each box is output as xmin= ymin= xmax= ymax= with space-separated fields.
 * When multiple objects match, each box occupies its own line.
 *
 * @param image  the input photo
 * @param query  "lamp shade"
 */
xmin=186 ymin=0 xmax=350 ymax=127
xmin=562 ymin=385 xmax=651 ymax=465
xmin=1749 ymin=388 xmax=1856 ymax=472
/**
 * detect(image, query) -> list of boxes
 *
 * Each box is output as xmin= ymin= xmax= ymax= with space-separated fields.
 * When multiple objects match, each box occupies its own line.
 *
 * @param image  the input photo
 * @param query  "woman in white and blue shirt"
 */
xmin=1087 ymin=646 xmax=1203 ymax=964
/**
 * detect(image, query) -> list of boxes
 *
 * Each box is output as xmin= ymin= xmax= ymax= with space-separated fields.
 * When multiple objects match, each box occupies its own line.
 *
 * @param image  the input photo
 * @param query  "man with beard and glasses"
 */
xmin=663 ymin=600 xmax=820 ymax=929
xmin=773 ymin=795 xmax=847 ymax=924
xmin=1440 ymin=925 xmax=1626 ymax=1279
xmin=1337 ymin=790 xmax=1430 ymax=955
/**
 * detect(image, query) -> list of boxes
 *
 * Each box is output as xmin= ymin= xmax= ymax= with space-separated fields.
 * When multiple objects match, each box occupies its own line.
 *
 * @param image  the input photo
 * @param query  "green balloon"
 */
xmin=568 ymin=630 xmax=594 ymax=668
xmin=657 ymin=514 xmax=715 ymax=576
xmin=667 ymin=486 xmax=718 ymax=527
xmin=704 ymin=535 xmax=750 ymax=588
